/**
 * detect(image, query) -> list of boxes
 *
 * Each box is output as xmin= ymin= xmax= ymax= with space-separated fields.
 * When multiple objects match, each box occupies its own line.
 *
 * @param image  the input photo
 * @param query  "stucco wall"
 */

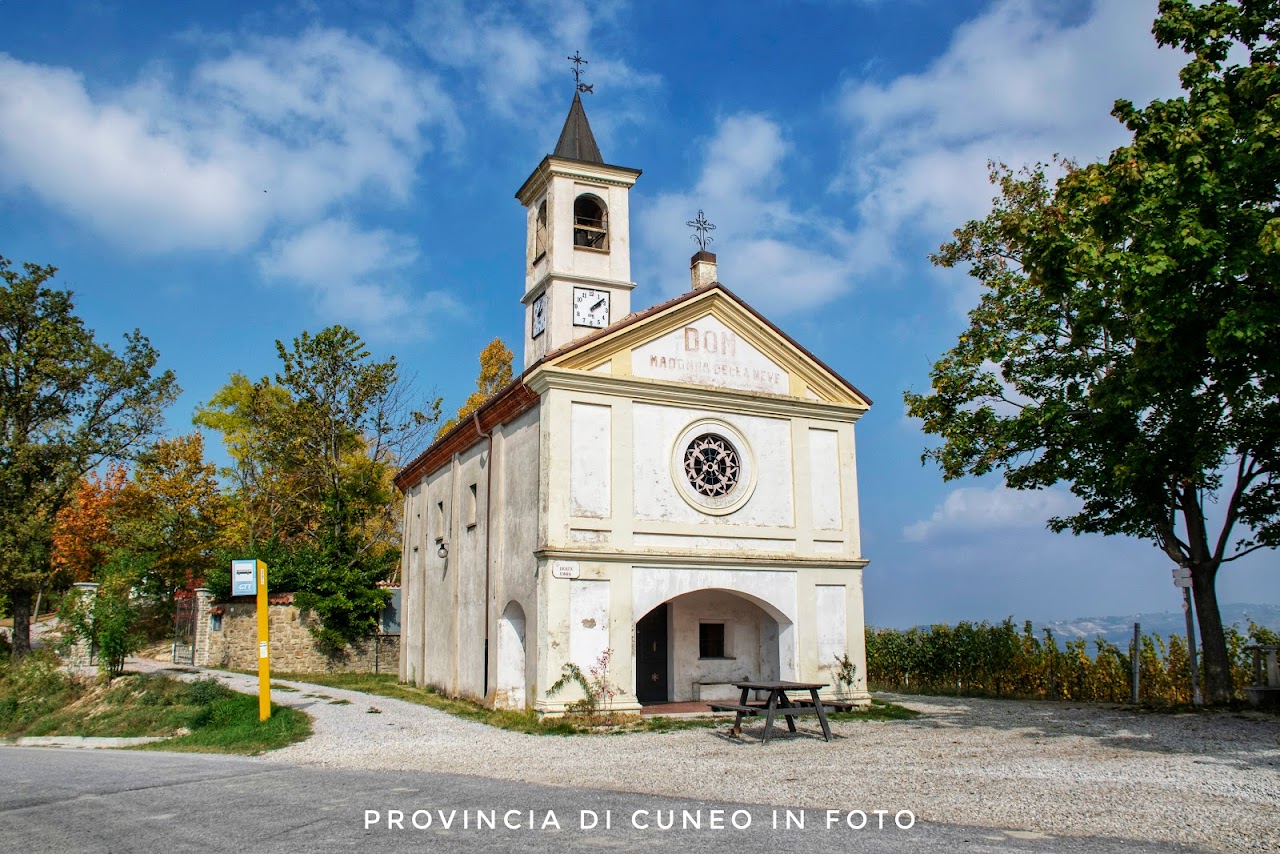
xmin=668 ymin=588 xmax=780 ymax=702
xmin=400 ymin=403 xmax=541 ymax=708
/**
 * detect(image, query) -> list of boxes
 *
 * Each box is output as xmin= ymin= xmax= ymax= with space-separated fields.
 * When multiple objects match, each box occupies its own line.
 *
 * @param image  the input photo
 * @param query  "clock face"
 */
xmin=531 ymin=294 xmax=547 ymax=338
xmin=573 ymin=288 xmax=609 ymax=329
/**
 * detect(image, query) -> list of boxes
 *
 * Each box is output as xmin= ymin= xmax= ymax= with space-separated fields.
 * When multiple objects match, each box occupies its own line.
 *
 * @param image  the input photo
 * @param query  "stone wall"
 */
xmin=193 ymin=589 xmax=399 ymax=675
xmin=60 ymin=582 xmax=99 ymax=668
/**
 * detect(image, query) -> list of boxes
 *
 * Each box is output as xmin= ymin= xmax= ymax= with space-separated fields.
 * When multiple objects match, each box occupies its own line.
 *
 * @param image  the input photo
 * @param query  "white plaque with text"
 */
xmin=551 ymin=561 xmax=581 ymax=579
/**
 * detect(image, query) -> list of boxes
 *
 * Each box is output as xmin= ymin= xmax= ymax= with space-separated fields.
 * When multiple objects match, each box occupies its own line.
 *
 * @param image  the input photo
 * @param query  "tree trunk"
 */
xmin=1190 ymin=562 xmax=1234 ymax=704
xmin=10 ymin=587 xmax=33 ymax=660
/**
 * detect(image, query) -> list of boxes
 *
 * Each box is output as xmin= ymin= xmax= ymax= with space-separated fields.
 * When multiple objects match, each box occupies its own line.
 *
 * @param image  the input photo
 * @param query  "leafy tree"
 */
xmin=199 ymin=325 xmax=438 ymax=651
xmin=905 ymin=0 xmax=1280 ymax=704
xmin=58 ymin=555 xmax=147 ymax=681
xmin=194 ymin=374 xmax=311 ymax=548
xmin=116 ymin=432 xmax=227 ymax=617
xmin=0 ymin=257 xmax=177 ymax=659
xmin=434 ymin=337 xmax=513 ymax=439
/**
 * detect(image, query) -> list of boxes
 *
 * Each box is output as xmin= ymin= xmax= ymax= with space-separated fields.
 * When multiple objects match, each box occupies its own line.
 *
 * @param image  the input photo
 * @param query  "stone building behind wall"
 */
xmin=192 ymin=589 xmax=400 ymax=675
xmin=394 ymin=93 xmax=873 ymax=714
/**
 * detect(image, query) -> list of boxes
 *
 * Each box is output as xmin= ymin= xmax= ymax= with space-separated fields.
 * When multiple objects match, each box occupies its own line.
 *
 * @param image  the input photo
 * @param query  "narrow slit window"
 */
xmin=534 ymin=200 xmax=548 ymax=260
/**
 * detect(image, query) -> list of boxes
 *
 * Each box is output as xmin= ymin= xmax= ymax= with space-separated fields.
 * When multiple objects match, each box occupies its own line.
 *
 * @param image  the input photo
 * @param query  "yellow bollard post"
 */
xmin=257 ymin=559 xmax=271 ymax=720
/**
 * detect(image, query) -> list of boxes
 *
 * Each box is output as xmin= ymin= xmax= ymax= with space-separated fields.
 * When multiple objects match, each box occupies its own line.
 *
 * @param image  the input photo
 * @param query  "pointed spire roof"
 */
xmin=553 ymin=92 xmax=603 ymax=164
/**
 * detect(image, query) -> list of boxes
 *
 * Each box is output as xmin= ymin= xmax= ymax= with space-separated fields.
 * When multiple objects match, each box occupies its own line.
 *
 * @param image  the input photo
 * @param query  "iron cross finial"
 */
xmin=687 ymin=210 xmax=716 ymax=251
xmin=568 ymin=50 xmax=593 ymax=94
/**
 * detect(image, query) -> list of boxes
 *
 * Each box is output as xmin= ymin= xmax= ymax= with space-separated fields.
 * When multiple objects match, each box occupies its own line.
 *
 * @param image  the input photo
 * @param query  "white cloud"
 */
xmin=838 ymin=0 xmax=1185 ymax=283
xmin=903 ymin=484 xmax=1080 ymax=543
xmin=0 ymin=28 xmax=457 ymax=252
xmin=635 ymin=113 xmax=854 ymax=315
xmin=408 ymin=0 xmax=657 ymax=123
xmin=258 ymin=219 xmax=458 ymax=340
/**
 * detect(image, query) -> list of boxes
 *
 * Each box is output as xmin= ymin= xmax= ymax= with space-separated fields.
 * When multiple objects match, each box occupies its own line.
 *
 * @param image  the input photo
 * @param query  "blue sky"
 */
xmin=1 ymin=0 xmax=1275 ymax=628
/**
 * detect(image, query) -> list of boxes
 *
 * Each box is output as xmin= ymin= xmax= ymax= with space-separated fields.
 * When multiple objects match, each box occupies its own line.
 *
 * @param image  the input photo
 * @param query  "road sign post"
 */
xmin=256 ymin=559 xmax=270 ymax=720
xmin=235 ymin=559 xmax=271 ymax=720
xmin=1173 ymin=565 xmax=1203 ymax=707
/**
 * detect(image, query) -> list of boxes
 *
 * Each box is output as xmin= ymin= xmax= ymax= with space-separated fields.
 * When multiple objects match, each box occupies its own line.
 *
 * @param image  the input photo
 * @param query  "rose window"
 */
xmin=683 ymin=434 xmax=741 ymax=497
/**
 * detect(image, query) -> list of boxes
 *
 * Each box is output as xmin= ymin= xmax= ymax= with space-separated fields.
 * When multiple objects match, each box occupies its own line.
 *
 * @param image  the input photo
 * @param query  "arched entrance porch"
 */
xmin=634 ymin=588 xmax=791 ymax=704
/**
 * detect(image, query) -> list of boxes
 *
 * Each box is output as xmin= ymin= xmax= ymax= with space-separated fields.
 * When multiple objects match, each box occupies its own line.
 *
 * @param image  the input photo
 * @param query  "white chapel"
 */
xmin=394 ymin=92 xmax=874 ymax=714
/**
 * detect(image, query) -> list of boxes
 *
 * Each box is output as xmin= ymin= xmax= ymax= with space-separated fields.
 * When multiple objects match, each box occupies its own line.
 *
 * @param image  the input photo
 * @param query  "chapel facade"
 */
xmin=393 ymin=94 xmax=873 ymax=713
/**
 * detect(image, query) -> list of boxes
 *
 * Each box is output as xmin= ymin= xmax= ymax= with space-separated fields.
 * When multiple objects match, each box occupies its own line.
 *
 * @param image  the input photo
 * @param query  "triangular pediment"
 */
xmin=545 ymin=286 xmax=871 ymax=408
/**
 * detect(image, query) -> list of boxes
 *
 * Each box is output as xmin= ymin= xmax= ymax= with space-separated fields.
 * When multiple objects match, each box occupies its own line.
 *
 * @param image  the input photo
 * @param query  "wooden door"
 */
xmin=635 ymin=605 xmax=669 ymax=703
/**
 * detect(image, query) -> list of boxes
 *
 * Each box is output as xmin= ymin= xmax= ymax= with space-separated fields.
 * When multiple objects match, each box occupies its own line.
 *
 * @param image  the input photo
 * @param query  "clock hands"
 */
xmin=591 ymin=298 xmax=605 ymax=312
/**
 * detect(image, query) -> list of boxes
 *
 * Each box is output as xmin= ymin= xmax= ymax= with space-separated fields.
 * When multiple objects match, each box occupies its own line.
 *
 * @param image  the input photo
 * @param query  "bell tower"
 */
xmin=514 ymin=88 xmax=641 ymax=368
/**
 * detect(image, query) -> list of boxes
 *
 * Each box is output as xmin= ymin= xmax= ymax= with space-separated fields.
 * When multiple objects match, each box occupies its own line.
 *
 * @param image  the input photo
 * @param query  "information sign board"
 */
xmin=232 ymin=559 xmax=258 ymax=596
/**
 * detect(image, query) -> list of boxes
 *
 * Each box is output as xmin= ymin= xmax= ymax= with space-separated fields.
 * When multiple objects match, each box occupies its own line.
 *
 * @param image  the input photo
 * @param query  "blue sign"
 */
xmin=231 ymin=559 xmax=258 ymax=597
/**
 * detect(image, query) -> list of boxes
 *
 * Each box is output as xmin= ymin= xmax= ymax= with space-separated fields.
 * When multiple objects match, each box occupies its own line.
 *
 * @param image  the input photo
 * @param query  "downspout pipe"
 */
xmin=474 ymin=411 xmax=495 ymax=700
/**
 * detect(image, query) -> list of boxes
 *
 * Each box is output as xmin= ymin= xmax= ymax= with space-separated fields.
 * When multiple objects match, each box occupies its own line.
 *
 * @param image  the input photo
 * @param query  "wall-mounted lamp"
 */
xmin=437 ymin=542 xmax=449 ymax=559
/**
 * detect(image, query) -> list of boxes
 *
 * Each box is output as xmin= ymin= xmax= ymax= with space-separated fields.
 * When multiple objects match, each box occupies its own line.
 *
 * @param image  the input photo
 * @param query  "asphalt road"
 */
xmin=0 ymin=747 xmax=1205 ymax=854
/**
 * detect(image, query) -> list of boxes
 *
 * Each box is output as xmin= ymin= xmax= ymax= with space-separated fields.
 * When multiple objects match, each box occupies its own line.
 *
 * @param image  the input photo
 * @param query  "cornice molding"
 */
xmin=522 ymin=273 xmax=637 ymax=304
xmin=537 ymin=546 xmax=870 ymax=570
xmin=526 ymin=366 xmax=868 ymax=422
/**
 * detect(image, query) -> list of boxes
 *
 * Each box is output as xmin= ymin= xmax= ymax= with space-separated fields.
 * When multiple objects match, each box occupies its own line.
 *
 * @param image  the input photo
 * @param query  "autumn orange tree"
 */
xmin=434 ymin=338 xmax=513 ymax=439
xmin=51 ymin=464 xmax=128 ymax=585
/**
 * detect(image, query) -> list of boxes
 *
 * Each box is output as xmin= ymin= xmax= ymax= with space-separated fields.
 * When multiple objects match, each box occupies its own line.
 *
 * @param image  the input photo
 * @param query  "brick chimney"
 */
xmin=690 ymin=250 xmax=717 ymax=290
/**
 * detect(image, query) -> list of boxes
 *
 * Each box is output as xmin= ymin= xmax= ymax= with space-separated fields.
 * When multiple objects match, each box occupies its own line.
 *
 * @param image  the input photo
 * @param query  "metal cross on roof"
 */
xmin=687 ymin=210 xmax=716 ymax=251
xmin=568 ymin=50 xmax=593 ymax=94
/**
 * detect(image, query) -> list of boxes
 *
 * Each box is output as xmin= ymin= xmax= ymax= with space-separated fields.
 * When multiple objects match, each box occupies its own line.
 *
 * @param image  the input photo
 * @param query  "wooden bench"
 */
xmin=708 ymin=695 xmax=836 ymax=741
xmin=787 ymin=696 xmax=859 ymax=712
xmin=692 ymin=680 xmax=746 ymax=702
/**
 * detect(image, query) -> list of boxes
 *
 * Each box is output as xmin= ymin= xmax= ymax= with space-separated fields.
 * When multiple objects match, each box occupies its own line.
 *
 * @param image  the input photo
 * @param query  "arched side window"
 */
xmin=573 ymin=194 xmax=608 ymax=250
xmin=533 ymin=200 xmax=548 ymax=261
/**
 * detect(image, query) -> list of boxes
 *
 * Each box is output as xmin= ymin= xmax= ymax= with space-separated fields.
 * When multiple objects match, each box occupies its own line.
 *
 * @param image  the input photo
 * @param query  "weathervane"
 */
xmin=687 ymin=210 xmax=716 ymax=251
xmin=568 ymin=50 xmax=593 ymax=94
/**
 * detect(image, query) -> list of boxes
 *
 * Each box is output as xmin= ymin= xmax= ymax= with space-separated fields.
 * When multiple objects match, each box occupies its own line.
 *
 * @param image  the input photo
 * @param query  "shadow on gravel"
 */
xmin=876 ymin=692 xmax=1280 ymax=771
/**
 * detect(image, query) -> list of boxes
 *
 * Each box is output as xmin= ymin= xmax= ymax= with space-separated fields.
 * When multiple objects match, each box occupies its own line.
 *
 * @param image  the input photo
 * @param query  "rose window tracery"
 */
xmin=683 ymin=433 xmax=741 ymax=497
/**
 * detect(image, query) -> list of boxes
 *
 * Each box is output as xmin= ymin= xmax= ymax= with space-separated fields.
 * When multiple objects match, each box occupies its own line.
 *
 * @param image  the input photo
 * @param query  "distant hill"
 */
xmin=1035 ymin=602 xmax=1279 ymax=649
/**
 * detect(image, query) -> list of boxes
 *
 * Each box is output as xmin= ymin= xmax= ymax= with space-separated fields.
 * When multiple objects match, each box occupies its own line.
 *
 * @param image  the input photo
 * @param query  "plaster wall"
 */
xmin=632 ymin=403 xmax=794 ymax=529
xmin=400 ymin=404 xmax=541 ymax=704
xmin=569 ymin=402 xmax=610 ymax=517
xmin=492 ymin=406 xmax=541 ymax=707
xmin=631 ymin=315 xmax=789 ymax=395
xmin=400 ymin=486 xmax=425 ymax=684
xmin=665 ymin=588 xmax=781 ymax=702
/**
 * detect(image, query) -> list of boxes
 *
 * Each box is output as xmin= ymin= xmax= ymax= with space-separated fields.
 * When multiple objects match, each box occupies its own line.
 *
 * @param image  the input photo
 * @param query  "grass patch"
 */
xmin=270 ymin=683 xmax=299 ymax=692
xmin=826 ymin=698 xmax=920 ymax=722
xmin=276 ymin=672 xmax=594 ymax=735
xmin=0 ymin=653 xmax=310 ymax=754
xmin=145 ymin=687 xmax=312 ymax=755
xmin=631 ymin=716 xmax=720 ymax=733
xmin=273 ymin=673 xmax=922 ymax=734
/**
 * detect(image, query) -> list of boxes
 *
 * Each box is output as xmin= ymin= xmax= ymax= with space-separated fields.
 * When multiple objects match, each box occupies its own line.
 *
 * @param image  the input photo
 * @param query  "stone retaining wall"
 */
xmin=193 ymin=589 xmax=399 ymax=674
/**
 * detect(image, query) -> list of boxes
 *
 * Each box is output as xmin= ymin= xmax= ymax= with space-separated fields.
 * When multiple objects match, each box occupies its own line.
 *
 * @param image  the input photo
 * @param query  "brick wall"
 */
xmin=193 ymin=589 xmax=399 ymax=675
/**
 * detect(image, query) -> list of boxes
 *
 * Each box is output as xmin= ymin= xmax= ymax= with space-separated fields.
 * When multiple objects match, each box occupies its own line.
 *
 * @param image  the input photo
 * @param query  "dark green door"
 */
xmin=635 ymin=605 xmax=668 ymax=703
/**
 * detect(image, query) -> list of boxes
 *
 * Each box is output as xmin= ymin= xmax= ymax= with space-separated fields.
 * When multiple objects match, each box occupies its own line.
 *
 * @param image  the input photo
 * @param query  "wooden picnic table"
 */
xmin=707 ymin=680 xmax=833 ymax=743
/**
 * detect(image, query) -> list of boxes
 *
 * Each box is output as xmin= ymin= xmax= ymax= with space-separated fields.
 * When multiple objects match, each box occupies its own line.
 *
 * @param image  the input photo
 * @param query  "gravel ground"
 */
xmin=136 ymin=660 xmax=1280 ymax=853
